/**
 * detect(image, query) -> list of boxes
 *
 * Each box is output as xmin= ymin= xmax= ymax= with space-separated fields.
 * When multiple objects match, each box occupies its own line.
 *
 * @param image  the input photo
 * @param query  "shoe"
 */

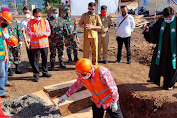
xmin=8 ymin=68 xmax=14 ymax=76
xmin=34 ymin=75 xmax=39 ymax=82
xmin=15 ymin=64 xmax=23 ymax=74
xmin=67 ymin=55 xmax=72 ymax=63
xmin=115 ymin=60 xmax=121 ymax=63
xmin=15 ymin=70 xmax=23 ymax=74
xmin=74 ymin=55 xmax=79 ymax=62
xmin=127 ymin=61 xmax=131 ymax=64
xmin=5 ymin=82 xmax=15 ymax=87
xmin=103 ymin=60 xmax=108 ymax=64
xmin=1 ymin=93 xmax=12 ymax=98
xmin=147 ymin=79 xmax=153 ymax=82
xmin=5 ymin=87 xmax=10 ymax=92
xmin=42 ymin=73 xmax=52 ymax=77
xmin=50 ymin=67 xmax=54 ymax=71
xmin=168 ymin=87 xmax=173 ymax=90
xmin=38 ymin=65 xmax=42 ymax=69
xmin=60 ymin=61 xmax=66 ymax=68
xmin=50 ymin=62 xmax=55 ymax=71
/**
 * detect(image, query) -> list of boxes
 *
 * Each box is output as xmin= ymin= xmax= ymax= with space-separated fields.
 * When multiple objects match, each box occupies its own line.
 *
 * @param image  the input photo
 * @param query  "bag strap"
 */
xmin=118 ymin=15 xmax=128 ymax=28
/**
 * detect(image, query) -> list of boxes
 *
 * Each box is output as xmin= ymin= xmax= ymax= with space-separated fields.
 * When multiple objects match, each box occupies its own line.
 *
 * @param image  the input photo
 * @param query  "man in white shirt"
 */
xmin=116 ymin=5 xmax=135 ymax=64
xmin=20 ymin=6 xmax=33 ymax=66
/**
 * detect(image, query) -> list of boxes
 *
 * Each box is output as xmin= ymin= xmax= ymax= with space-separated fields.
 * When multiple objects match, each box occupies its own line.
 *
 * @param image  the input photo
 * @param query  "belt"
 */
xmin=98 ymin=31 xmax=108 ymax=34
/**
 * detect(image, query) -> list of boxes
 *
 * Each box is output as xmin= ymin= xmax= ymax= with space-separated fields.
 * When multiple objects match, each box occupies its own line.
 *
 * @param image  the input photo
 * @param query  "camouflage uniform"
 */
xmin=63 ymin=15 xmax=78 ymax=62
xmin=47 ymin=16 xmax=68 ymax=69
xmin=7 ymin=20 xmax=22 ymax=75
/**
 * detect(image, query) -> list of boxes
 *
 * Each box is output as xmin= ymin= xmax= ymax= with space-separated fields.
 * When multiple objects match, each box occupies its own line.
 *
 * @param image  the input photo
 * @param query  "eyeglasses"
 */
xmin=76 ymin=72 xmax=87 ymax=77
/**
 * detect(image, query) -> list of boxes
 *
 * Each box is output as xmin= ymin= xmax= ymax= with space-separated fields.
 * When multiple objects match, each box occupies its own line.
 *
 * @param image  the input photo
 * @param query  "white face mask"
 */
xmin=35 ymin=17 xmax=41 ymax=21
xmin=25 ymin=14 xmax=31 ymax=18
xmin=164 ymin=17 xmax=174 ymax=23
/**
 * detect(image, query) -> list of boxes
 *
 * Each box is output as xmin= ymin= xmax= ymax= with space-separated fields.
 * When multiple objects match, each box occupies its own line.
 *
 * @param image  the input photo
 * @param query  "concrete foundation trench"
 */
xmin=1 ymin=84 xmax=175 ymax=118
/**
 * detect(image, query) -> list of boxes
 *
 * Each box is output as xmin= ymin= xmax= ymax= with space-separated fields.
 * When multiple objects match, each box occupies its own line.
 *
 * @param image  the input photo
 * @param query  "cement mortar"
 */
xmin=1 ymin=94 xmax=62 ymax=118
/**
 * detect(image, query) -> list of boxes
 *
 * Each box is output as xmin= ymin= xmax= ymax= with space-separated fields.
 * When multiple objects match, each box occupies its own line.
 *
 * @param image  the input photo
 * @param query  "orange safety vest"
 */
xmin=30 ymin=18 xmax=49 ymax=47
xmin=84 ymin=65 xmax=112 ymax=104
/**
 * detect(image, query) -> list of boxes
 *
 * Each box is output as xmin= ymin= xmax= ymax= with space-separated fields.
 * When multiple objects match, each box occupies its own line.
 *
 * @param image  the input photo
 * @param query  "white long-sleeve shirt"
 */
xmin=20 ymin=18 xmax=31 ymax=42
xmin=116 ymin=15 xmax=135 ymax=38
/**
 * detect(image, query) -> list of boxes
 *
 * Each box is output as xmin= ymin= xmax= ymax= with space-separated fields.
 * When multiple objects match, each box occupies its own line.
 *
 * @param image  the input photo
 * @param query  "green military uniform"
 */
xmin=63 ymin=8 xmax=78 ymax=62
xmin=47 ymin=16 xmax=68 ymax=69
xmin=7 ymin=20 xmax=22 ymax=75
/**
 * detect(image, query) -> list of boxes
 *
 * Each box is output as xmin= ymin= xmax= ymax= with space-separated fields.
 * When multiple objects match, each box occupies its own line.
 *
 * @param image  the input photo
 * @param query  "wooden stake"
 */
xmin=154 ymin=0 xmax=157 ymax=23
xmin=118 ymin=0 xmax=121 ymax=15
xmin=171 ymin=0 xmax=177 ymax=13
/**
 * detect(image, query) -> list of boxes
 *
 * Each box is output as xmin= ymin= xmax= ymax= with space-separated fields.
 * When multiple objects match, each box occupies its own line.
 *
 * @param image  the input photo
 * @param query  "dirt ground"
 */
xmin=2 ymin=25 xmax=177 ymax=118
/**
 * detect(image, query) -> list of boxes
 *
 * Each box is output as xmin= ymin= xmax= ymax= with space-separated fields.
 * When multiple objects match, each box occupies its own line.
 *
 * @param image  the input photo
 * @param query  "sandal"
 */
xmin=1 ymin=93 xmax=12 ymax=98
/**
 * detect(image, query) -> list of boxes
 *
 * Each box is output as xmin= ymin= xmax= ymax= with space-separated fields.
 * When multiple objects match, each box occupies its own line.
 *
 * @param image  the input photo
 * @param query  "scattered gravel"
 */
xmin=1 ymin=94 xmax=62 ymax=118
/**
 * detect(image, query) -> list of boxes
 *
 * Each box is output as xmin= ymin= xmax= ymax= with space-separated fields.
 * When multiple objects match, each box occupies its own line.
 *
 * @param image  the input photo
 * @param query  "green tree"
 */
xmin=22 ymin=0 xmax=32 ymax=10
xmin=43 ymin=0 xmax=61 ymax=7
xmin=8 ymin=3 xmax=14 ymax=12
xmin=17 ymin=4 xmax=24 ymax=15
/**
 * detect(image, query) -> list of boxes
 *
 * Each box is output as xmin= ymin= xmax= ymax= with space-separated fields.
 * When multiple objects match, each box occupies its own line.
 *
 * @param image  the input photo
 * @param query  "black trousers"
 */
xmin=26 ymin=49 xmax=32 ymax=66
xmin=92 ymin=102 xmax=124 ymax=118
xmin=31 ymin=48 xmax=48 ymax=76
xmin=116 ymin=36 xmax=131 ymax=61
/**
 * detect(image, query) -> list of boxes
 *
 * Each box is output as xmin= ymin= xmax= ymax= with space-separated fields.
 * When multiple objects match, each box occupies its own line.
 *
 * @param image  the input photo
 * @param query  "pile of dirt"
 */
xmin=108 ymin=28 xmax=155 ymax=66
xmin=1 ymin=94 xmax=62 ymax=118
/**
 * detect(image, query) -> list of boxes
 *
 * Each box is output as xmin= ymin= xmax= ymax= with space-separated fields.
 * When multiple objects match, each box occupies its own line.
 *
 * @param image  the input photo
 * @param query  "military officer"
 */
xmin=63 ymin=7 xmax=79 ymax=63
xmin=7 ymin=20 xmax=23 ymax=76
xmin=47 ymin=8 xmax=67 ymax=70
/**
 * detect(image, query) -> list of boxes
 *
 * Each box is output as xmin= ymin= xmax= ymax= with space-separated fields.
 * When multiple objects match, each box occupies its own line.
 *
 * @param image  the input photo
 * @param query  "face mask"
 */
xmin=1 ymin=23 xmax=8 ymax=28
xmin=122 ymin=12 xmax=127 ymax=16
xmin=25 ymin=14 xmax=31 ymax=19
xmin=101 ymin=12 xmax=106 ymax=17
xmin=82 ymin=74 xmax=91 ymax=79
xmin=53 ymin=14 xmax=58 ymax=18
xmin=89 ymin=10 xmax=95 ymax=15
xmin=35 ymin=17 xmax=41 ymax=21
xmin=164 ymin=17 xmax=174 ymax=23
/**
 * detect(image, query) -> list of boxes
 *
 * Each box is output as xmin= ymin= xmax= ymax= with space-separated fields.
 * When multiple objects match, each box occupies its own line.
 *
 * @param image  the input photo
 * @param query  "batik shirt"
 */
xmin=66 ymin=66 xmax=119 ymax=109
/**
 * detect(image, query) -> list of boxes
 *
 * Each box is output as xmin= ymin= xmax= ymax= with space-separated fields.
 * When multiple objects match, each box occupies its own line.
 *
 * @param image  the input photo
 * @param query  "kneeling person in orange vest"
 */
xmin=58 ymin=58 xmax=124 ymax=118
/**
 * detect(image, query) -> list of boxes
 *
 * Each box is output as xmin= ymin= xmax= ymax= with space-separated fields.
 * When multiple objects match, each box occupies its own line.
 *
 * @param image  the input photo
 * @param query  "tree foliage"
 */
xmin=43 ymin=0 xmax=61 ymax=8
xmin=22 ymin=0 xmax=32 ymax=10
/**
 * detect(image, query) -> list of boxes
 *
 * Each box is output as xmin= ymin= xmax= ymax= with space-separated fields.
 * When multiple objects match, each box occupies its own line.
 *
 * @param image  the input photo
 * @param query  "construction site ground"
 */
xmin=1 ymin=26 xmax=177 ymax=118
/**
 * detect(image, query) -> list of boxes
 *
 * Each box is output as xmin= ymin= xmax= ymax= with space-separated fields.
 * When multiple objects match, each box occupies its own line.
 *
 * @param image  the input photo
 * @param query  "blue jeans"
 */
xmin=5 ymin=61 xmax=9 ymax=85
xmin=0 ymin=58 xmax=5 ymax=96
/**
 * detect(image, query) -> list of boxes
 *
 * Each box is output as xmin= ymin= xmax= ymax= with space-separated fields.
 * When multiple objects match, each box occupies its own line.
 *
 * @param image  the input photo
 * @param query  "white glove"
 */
xmin=110 ymin=103 xmax=118 ymax=112
xmin=19 ymin=42 xmax=23 ymax=47
xmin=58 ymin=94 xmax=67 ymax=104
